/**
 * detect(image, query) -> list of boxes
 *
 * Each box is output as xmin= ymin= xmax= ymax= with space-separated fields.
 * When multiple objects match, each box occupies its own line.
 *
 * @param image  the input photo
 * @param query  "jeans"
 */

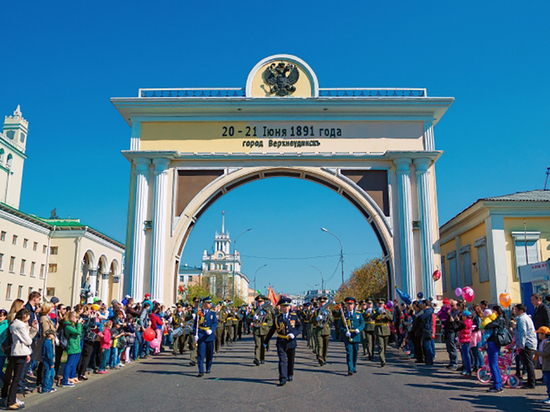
xmin=62 ymin=353 xmax=80 ymax=384
xmin=543 ymin=371 xmax=550 ymax=398
xmin=0 ymin=355 xmax=6 ymax=381
xmin=445 ymin=330 xmax=458 ymax=367
xmin=423 ymin=338 xmax=435 ymax=365
xmin=519 ymin=347 xmax=536 ymax=387
xmin=7 ymin=356 xmax=26 ymax=407
xmin=134 ymin=330 xmax=143 ymax=359
xmin=471 ymin=343 xmax=484 ymax=369
xmin=460 ymin=343 xmax=471 ymax=373
xmin=99 ymin=348 xmax=110 ymax=371
xmin=487 ymin=341 xmax=502 ymax=390
xmin=42 ymin=362 xmax=55 ymax=392
xmin=110 ymin=347 xmax=120 ymax=367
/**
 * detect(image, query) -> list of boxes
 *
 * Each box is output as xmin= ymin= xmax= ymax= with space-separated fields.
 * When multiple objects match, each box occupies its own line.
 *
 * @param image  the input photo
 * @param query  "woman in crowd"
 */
xmin=77 ymin=305 xmax=96 ymax=381
xmin=470 ymin=304 xmax=484 ymax=372
xmin=0 ymin=309 xmax=8 ymax=381
xmin=61 ymin=311 xmax=83 ymax=387
xmin=36 ymin=302 xmax=56 ymax=392
xmin=1 ymin=299 xmax=25 ymax=406
xmin=483 ymin=306 xmax=507 ymax=393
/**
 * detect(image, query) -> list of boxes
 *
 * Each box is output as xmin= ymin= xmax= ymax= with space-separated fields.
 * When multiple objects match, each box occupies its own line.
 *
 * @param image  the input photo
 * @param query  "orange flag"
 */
xmin=268 ymin=286 xmax=278 ymax=306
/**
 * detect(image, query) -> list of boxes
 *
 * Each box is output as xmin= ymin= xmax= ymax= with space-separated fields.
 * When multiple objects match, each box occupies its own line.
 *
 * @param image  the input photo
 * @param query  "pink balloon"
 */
xmin=455 ymin=287 xmax=463 ymax=297
xmin=149 ymin=337 xmax=161 ymax=350
xmin=463 ymin=286 xmax=475 ymax=303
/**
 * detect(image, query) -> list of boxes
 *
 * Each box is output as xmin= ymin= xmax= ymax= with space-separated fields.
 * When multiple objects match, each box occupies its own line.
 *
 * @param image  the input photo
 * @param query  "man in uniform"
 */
xmin=362 ymin=299 xmax=376 ymax=360
xmin=193 ymin=296 xmax=218 ymax=377
xmin=313 ymin=296 xmax=333 ymax=366
xmin=237 ymin=305 xmax=247 ymax=340
xmin=225 ymin=302 xmax=237 ymax=344
xmin=184 ymin=297 xmax=200 ymax=366
xmin=214 ymin=302 xmax=227 ymax=353
xmin=374 ymin=298 xmax=393 ymax=367
xmin=340 ymin=297 xmax=365 ymax=375
xmin=332 ymin=303 xmax=342 ymax=341
xmin=171 ymin=303 xmax=185 ymax=356
xmin=309 ymin=299 xmax=318 ymax=352
xmin=301 ymin=302 xmax=312 ymax=343
xmin=264 ymin=297 xmax=302 ymax=386
xmin=249 ymin=295 xmax=273 ymax=366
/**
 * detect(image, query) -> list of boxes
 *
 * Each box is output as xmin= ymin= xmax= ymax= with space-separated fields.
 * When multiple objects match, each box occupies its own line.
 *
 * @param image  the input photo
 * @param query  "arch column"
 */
xmin=414 ymin=158 xmax=435 ymax=299
xmin=87 ymin=268 xmax=98 ymax=304
xmin=130 ymin=158 xmax=151 ymax=299
xmin=394 ymin=158 xmax=416 ymax=298
xmin=100 ymin=273 xmax=110 ymax=303
xmin=150 ymin=158 xmax=171 ymax=302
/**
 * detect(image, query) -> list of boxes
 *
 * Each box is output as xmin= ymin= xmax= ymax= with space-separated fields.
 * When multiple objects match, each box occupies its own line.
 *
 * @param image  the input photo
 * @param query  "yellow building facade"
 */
xmin=439 ymin=190 xmax=550 ymax=305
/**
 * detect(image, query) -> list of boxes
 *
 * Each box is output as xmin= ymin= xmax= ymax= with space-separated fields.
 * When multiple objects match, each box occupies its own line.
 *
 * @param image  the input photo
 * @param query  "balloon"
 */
xmin=455 ymin=287 xmax=463 ymax=297
xmin=178 ymin=285 xmax=184 ymax=293
xmin=417 ymin=292 xmax=424 ymax=299
xmin=395 ymin=288 xmax=412 ymax=305
xmin=143 ymin=328 xmax=155 ymax=342
xmin=92 ymin=304 xmax=99 ymax=311
xmin=499 ymin=293 xmax=512 ymax=308
xmin=483 ymin=309 xmax=492 ymax=317
xmin=463 ymin=286 xmax=475 ymax=303
xmin=432 ymin=270 xmax=442 ymax=281
xmin=386 ymin=300 xmax=394 ymax=309
xmin=149 ymin=337 xmax=161 ymax=350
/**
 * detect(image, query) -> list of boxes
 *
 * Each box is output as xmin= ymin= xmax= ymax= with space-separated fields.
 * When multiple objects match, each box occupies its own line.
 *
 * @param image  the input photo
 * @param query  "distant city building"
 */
xmin=177 ymin=263 xmax=202 ymax=288
xmin=201 ymin=212 xmax=249 ymax=302
xmin=303 ymin=289 xmax=337 ymax=303
xmin=0 ymin=106 xmax=124 ymax=309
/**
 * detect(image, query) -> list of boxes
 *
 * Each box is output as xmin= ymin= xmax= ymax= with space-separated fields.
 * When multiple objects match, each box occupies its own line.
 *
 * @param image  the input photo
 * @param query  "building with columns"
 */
xmin=439 ymin=190 xmax=550 ymax=308
xmin=0 ymin=106 xmax=124 ymax=308
xmin=113 ymin=55 xmax=453 ymax=305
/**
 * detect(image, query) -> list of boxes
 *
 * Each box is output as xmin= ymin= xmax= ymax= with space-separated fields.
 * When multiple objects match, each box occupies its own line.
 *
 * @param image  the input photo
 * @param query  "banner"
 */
xmin=268 ymin=286 xmax=278 ymax=306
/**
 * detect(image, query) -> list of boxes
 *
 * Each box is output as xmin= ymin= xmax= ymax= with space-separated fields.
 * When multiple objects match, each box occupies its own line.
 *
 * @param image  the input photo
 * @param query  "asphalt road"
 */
xmin=20 ymin=336 xmax=548 ymax=412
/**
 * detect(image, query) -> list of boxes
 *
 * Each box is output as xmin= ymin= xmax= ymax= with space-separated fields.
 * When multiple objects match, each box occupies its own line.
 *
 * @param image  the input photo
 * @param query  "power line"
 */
xmin=240 ymin=251 xmax=382 ymax=261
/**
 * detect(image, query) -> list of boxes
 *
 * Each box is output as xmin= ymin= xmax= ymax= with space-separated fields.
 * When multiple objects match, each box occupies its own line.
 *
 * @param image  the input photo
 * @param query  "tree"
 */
xmin=335 ymin=257 xmax=387 ymax=302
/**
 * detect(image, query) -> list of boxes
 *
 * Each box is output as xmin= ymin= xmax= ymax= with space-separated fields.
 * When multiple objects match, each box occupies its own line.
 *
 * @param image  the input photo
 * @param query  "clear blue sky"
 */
xmin=1 ymin=2 xmax=548 ymax=294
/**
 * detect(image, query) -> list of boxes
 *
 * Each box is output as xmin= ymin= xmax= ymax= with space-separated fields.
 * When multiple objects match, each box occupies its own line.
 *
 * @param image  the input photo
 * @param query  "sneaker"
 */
xmin=63 ymin=383 xmax=75 ymax=388
xmin=44 ymin=389 xmax=57 ymax=394
xmin=487 ymin=387 xmax=503 ymax=393
xmin=15 ymin=399 xmax=24 ymax=406
xmin=97 ymin=370 xmax=108 ymax=374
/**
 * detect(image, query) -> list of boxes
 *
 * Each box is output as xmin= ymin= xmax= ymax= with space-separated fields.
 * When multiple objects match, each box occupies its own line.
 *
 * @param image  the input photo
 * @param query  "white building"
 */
xmin=201 ymin=212 xmax=249 ymax=302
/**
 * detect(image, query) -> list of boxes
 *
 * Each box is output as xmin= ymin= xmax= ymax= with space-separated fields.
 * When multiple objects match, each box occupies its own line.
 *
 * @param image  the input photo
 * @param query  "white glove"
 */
xmin=316 ymin=316 xmax=322 ymax=321
xmin=288 ymin=333 xmax=295 ymax=339
xmin=206 ymin=329 xmax=212 ymax=335
xmin=253 ymin=315 xmax=259 ymax=321
xmin=194 ymin=335 xmax=199 ymax=342
xmin=355 ymin=329 xmax=360 ymax=334
xmin=346 ymin=331 xmax=352 ymax=338
xmin=192 ymin=313 xmax=196 ymax=319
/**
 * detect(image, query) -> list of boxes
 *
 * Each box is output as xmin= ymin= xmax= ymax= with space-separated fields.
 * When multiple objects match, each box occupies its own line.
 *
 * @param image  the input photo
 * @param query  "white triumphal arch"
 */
xmin=112 ymin=54 xmax=454 ymax=305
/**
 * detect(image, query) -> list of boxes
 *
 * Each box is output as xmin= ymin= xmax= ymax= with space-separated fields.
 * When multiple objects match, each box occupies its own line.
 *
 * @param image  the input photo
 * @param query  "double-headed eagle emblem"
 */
xmin=263 ymin=62 xmax=300 ymax=96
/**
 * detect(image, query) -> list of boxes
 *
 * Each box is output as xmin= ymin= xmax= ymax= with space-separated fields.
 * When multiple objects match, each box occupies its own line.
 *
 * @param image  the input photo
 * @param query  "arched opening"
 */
xmin=97 ymin=255 xmax=108 ymax=301
xmin=176 ymin=172 xmax=392 ymax=303
xmin=0 ymin=148 xmax=4 ymax=163
xmin=108 ymin=259 xmax=119 ymax=303
xmin=80 ymin=250 xmax=96 ymax=302
xmin=6 ymin=154 xmax=13 ymax=168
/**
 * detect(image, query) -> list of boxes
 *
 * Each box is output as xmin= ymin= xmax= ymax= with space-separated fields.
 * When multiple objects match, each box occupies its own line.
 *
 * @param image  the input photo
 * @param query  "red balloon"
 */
xmin=433 ymin=270 xmax=442 ymax=281
xmin=178 ymin=285 xmax=184 ymax=293
xmin=143 ymin=328 xmax=156 ymax=342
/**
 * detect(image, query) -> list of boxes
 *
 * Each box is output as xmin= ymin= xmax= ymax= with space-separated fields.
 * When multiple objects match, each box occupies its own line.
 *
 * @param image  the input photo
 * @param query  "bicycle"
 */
xmin=477 ymin=345 xmax=519 ymax=388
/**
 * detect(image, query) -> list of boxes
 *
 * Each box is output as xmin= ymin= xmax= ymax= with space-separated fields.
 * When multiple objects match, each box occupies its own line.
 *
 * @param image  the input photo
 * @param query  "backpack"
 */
xmin=1 ymin=325 xmax=13 ymax=355
xmin=496 ymin=327 xmax=513 ymax=347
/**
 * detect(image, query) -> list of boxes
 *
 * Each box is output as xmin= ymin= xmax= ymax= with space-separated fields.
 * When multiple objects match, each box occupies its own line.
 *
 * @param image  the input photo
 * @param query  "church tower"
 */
xmin=0 ymin=106 xmax=29 ymax=208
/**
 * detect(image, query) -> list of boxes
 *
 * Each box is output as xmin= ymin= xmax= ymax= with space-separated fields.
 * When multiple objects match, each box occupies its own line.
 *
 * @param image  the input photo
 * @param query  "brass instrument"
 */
xmin=316 ymin=299 xmax=332 ymax=328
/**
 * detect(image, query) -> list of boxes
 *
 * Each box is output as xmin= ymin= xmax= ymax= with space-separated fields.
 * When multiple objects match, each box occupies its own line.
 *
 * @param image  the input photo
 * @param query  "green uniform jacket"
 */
xmin=339 ymin=310 xmax=365 ymax=343
xmin=64 ymin=321 xmax=83 ymax=355
xmin=373 ymin=309 xmax=392 ymax=337
xmin=313 ymin=308 xmax=334 ymax=335
xmin=362 ymin=309 xmax=376 ymax=332
xmin=216 ymin=310 xmax=227 ymax=329
xmin=248 ymin=305 xmax=274 ymax=335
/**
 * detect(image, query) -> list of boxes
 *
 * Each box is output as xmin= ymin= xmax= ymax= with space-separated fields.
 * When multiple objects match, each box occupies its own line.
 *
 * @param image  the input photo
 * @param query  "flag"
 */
xmin=268 ymin=286 xmax=278 ymax=306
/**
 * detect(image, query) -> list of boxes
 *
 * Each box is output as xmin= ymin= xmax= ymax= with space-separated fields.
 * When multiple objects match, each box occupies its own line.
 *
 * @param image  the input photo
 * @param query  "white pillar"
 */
xmin=394 ymin=158 xmax=416 ymax=298
xmin=87 ymin=268 xmax=98 ymax=304
xmin=100 ymin=273 xmax=110 ymax=303
xmin=130 ymin=158 xmax=151 ymax=299
xmin=485 ymin=215 xmax=510 ymax=304
xmin=414 ymin=158 xmax=435 ymax=300
xmin=150 ymin=158 xmax=170 ymax=302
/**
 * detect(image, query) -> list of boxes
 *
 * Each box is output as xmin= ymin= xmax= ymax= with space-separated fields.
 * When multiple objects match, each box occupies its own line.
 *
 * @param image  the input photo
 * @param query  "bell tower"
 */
xmin=0 ymin=105 xmax=29 ymax=208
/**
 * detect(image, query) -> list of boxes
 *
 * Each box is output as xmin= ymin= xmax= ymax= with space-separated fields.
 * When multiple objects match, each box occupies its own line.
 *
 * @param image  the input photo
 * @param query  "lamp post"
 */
xmin=254 ymin=264 xmax=267 ymax=298
xmin=321 ymin=227 xmax=344 ymax=285
xmin=232 ymin=228 xmax=252 ymax=302
xmin=311 ymin=265 xmax=324 ymax=291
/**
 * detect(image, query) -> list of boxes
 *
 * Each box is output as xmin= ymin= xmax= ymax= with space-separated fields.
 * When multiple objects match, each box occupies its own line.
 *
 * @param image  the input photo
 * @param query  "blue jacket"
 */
xmin=265 ymin=311 xmax=303 ymax=349
xmin=42 ymin=339 xmax=55 ymax=366
xmin=193 ymin=309 xmax=218 ymax=343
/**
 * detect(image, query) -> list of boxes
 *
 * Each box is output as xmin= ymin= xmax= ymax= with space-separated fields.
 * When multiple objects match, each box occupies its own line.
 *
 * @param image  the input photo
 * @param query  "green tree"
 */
xmin=335 ymin=257 xmax=387 ymax=302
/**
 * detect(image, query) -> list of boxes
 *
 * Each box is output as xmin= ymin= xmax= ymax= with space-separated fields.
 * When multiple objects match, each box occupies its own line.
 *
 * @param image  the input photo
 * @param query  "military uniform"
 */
xmin=226 ymin=307 xmax=238 ymax=343
xmin=373 ymin=300 xmax=392 ymax=367
xmin=193 ymin=296 xmax=218 ymax=377
xmin=183 ymin=304 xmax=199 ymax=365
xmin=171 ymin=307 xmax=185 ymax=355
xmin=339 ymin=297 xmax=365 ymax=375
xmin=300 ymin=303 xmax=312 ymax=342
xmin=332 ymin=306 xmax=342 ymax=341
xmin=237 ymin=306 xmax=246 ymax=340
xmin=313 ymin=297 xmax=334 ymax=366
xmin=264 ymin=298 xmax=303 ymax=386
xmin=249 ymin=295 xmax=274 ymax=366
xmin=362 ymin=303 xmax=376 ymax=360
xmin=215 ymin=306 xmax=227 ymax=353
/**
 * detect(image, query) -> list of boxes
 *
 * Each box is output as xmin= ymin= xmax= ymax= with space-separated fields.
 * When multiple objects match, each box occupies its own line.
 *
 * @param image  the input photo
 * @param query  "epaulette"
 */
xmin=290 ymin=312 xmax=296 ymax=315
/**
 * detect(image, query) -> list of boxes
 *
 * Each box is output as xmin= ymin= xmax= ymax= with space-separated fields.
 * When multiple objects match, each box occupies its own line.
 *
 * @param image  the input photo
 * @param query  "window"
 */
xmin=0 ymin=253 xmax=3 ymax=270
xmin=447 ymin=251 xmax=458 ymax=289
xmin=512 ymin=232 xmax=541 ymax=280
xmin=0 ymin=231 xmax=5 ymax=241
xmin=20 ymin=259 xmax=26 ymax=275
xmin=38 ymin=288 xmax=42 ymax=296
xmin=0 ymin=148 xmax=3 ymax=163
xmin=12 ymin=235 xmax=17 ymax=245
xmin=189 ymin=276 xmax=193 ymax=282
xmin=6 ymin=131 xmax=14 ymax=140
xmin=6 ymin=284 xmax=12 ymax=300
xmin=46 ymin=287 xmax=55 ymax=297
xmin=23 ymin=239 xmax=28 ymax=248
xmin=9 ymin=256 xmax=15 ymax=272
xmin=474 ymin=237 xmax=489 ymax=283
xmin=50 ymin=246 xmax=58 ymax=255
xmin=40 ymin=264 xmax=45 ymax=279
xmin=6 ymin=154 xmax=12 ymax=168
xmin=179 ymin=275 xmax=184 ymax=282
xmin=42 ymin=245 xmax=47 ymax=254
xmin=459 ymin=245 xmax=472 ymax=286
xmin=28 ymin=287 xmax=32 ymax=297
xmin=33 ymin=242 xmax=38 ymax=251
xmin=48 ymin=264 xmax=57 ymax=273
xmin=20 ymin=132 xmax=26 ymax=143
xmin=30 ymin=262 xmax=35 ymax=277
xmin=17 ymin=285 xmax=23 ymax=299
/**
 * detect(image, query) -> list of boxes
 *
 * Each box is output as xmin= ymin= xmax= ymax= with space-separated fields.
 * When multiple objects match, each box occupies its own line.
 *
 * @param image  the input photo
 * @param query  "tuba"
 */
xmin=316 ymin=299 xmax=332 ymax=328
xmin=254 ymin=302 xmax=269 ymax=326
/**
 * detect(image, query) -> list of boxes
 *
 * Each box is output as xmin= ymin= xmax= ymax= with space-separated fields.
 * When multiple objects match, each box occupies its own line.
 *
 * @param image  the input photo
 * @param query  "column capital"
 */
xmin=414 ymin=158 xmax=432 ymax=173
xmin=134 ymin=157 xmax=151 ymax=173
xmin=394 ymin=157 xmax=412 ymax=173
xmin=89 ymin=268 xmax=98 ymax=276
xmin=152 ymin=157 xmax=171 ymax=172
xmin=113 ymin=276 xmax=120 ymax=284
xmin=101 ymin=273 xmax=110 ymax=280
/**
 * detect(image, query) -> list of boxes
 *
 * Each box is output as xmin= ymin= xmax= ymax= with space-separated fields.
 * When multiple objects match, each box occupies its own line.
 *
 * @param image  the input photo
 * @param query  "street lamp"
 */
xmin=311 ymin=265 xmax=324 ymax=291
xmin=254 ymin=264 xmax=267 ymax=298
xmin=232 ymin=228 xmax=252 ymax=301
xmin=321 ymin=227 xmax=344 ymax=285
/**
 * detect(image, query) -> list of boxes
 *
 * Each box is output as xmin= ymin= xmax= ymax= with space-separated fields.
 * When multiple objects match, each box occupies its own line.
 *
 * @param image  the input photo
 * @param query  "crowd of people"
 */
xmin=0 ymin=290 xmax=549 ymax=408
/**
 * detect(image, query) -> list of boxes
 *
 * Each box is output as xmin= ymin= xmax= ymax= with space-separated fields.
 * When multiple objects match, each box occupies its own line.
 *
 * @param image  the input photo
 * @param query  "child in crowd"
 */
xmin=62 ymin=311 xmax=83 ymax=387
xmin=42 ymin=329 xmax=57 ymax=393
xmin=534 ymin=326 xmax=550 ymax=404
xmin=98 ymin=320 xmax=112 ymax=374
xmin=457 ymin=310 xmax=473 ymax=376
xmin=124 ymin=316 xmax=136 ymax=364
xmin=110 ymin=320 xmax=125 ymax=369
